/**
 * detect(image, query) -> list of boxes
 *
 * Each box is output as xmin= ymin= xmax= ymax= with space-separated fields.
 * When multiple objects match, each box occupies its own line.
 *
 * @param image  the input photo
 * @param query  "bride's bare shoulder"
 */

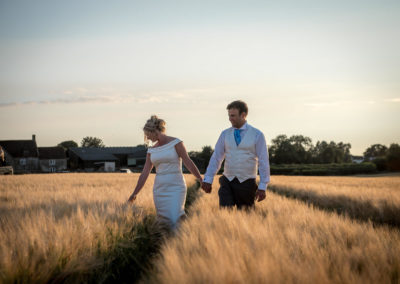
xmin=167 ymin=136 xmax=180 ymax=143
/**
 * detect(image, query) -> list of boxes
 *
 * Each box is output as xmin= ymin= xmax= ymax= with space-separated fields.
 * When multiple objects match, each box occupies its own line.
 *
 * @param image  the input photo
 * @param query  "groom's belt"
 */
xmin=223 ymin=175 xmax=256 ymax=183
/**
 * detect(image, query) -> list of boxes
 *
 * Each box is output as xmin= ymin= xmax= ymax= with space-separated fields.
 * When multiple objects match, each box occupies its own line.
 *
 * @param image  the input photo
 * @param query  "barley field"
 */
xmin=269 ymin=176 xmax=400 ymax=227
xmin=149 ymin=176 xmax=400 ymax=284
xmin=1 ymin=174 xmax=400 ymax=284
xmin=0 ymin=173 xmax=196 ymax=283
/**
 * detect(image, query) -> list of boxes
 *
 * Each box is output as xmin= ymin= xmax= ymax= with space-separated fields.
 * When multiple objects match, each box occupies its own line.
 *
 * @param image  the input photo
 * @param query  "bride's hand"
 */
xmin=127 ymin=194 xmax=137 ymax=203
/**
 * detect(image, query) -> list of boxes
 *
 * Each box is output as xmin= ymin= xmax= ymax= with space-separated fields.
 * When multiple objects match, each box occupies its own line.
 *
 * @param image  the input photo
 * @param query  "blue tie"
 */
xmin=234 ymin=129 xmax=241 ymax=146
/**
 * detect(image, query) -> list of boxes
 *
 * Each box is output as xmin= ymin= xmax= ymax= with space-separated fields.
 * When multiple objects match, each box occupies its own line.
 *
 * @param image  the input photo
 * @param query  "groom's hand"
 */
xmin=202 ymin=182 xmax=212 ymax=193
xmin=255 ymin=190 xmax=266 ymax=202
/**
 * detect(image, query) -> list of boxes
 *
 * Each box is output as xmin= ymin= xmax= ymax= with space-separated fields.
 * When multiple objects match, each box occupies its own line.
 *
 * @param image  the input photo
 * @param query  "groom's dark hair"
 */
xmin=227 ymin=100 xmax=248 ymax=115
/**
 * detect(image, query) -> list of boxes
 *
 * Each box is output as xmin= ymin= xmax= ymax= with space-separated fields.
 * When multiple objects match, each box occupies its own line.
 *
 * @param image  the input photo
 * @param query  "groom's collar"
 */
xmin=234 ymin=122 xmax=248 ymax=130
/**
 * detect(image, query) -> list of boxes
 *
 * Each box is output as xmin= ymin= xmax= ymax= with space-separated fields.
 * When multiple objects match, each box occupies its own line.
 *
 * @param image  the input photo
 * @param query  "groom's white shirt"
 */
xmin=203 ymin=122 xmax=270 ymax=190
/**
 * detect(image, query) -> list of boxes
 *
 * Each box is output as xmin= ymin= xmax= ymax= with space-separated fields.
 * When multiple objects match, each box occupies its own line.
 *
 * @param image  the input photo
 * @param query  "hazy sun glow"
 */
xmin=1 ymin=0 xmax=399 ymax=155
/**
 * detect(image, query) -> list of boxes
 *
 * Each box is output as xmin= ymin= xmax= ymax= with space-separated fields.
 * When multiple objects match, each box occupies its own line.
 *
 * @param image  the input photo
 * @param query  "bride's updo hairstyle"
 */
xmin=143 ymin=115 xmax=166 ymax=146
xmin=143 ymin=115 xmax=166 ymax=133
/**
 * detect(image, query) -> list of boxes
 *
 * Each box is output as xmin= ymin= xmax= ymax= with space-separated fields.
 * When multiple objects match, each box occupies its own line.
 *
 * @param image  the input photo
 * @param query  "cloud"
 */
xmin=0 ymin=95 xmax=116 ymax=107
xmin=0 ymin=87 xmax=218 ymax=108
xmin=304 ymin=99 xmax=379 ymax=108
xmin=303 ymin=101 xmax=349 ymax=108
xmin=384 ymin=98 xmax=400 ymax=103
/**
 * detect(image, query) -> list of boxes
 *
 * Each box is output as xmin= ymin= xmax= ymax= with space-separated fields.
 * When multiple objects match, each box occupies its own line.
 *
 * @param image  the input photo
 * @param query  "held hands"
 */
xmin=255 ymin=190 xmax=266 ymax=202
xmin=201 ymin=182 xmax=212 ymax=193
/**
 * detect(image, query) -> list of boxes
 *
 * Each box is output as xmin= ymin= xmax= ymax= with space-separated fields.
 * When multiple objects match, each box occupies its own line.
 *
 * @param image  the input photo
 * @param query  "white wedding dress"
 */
xmin=147 ymin=138 xmax=187 ymax=229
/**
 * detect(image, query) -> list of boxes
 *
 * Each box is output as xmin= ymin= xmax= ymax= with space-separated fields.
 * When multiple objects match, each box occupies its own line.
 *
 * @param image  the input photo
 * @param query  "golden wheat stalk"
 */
xmin=0 ymin=173 xmax=195 ymax=283
xmin=149 ymin=176 xmax=400 ymax=284
xmin=269 ymin=176 xmax=400 ymax=227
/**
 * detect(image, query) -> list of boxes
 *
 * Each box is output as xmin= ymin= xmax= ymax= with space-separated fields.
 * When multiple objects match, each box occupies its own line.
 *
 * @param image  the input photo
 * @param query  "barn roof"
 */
xmin=69 ymin=148 xmax=119 ymax=161
xmin=128 ymin=148 xmax=148 ymax=158
xmin=69 ymin=146 xmax=147 ymax=161
xmin=0 ymin=140 xmax=38 ymax=157
xmin=102 ymin=146 xmax=147 ymax=155
xmin=38 ymin=147 xmax=66 ymax=159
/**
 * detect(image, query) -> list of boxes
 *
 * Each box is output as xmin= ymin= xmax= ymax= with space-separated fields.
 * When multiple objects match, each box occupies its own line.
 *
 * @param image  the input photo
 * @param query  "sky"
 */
xmin=0 ymin=0 xmax=399 ymax=155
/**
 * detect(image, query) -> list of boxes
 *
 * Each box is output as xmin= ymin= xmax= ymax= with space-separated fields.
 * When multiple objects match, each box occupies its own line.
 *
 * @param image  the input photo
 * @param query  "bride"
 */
xmin=128 ymin=115 xmax=203 ymax=229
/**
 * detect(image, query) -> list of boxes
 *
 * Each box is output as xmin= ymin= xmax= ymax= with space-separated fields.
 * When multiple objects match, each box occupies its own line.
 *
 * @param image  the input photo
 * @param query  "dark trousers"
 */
xmin=218 ymin=175 xmax=258 ymax=209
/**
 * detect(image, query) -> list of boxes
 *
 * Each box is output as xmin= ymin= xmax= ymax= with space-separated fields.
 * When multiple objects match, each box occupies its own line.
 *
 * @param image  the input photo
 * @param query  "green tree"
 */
xmin=81 ymin=136 xmax=105 ymax=148
xmin=189 ymin=146 xmax=214 ymax=173
xmin=312 ymin=141 xmax=351 ymax=164
xmin=314 ymin=141 xmax=335 ymax=163
xmin=198 ymin=146 xmax=213 ymax=163
xmin=336 ymin=142 xmax=352 ymax=163
xmin=386 ymin=143 xmax=400 ymax=171
xmin=57 ymin=140 xmax=78 ymax=151
xmin=269 ymin=135 xmax=295 ymax=164
xmin=289 ymin=135 xmax=313 ymax=163
xmin=363 ymin=144 xmax=388 ymax=160
xmin=270 ymin=134 xmax=314 ymax=164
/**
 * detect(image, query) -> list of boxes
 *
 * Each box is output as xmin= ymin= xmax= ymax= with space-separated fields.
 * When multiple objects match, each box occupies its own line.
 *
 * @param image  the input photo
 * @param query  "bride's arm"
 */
xmin=175 ymin=142 xmax=203 ymax=184
xmin=128 ymin=153 xmax=153 ymax=202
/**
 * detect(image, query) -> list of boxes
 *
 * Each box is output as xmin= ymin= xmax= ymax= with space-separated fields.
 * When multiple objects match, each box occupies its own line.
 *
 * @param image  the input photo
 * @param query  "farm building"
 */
xmin=103 ymin=146 xmax=147 ymax=168
xmin=68 ymin=146 xmax=147 ymax=172
xmin=126 ymin=147 xmax=148 ymax=168
xmin=351 ymin=155 xmax=365 ymax=164
xmin=38 ymin=147 xmax=68 ymax=173
xmin=0 ymin=135 xmax=39 ymax=174
xmin=68 ymin=148 xmax=119 ymax=172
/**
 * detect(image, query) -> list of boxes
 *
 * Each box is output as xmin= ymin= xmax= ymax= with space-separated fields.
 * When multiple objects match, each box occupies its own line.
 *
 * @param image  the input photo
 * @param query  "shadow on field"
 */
xmin=269 ymin=185 xmax=400 ymax=229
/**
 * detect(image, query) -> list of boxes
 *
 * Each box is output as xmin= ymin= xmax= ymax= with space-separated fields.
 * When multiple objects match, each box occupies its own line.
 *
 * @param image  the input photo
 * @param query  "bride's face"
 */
xmin=144 ymin=130 xmax=159 ymax=142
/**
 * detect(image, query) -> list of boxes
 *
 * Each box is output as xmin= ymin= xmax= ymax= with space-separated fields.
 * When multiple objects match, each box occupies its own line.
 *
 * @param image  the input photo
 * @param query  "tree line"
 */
xmin=187 ymin=135 xmax=400 ymax=173
xmin=57 ymin=135 xmax=400 ymax=172
xmin=363 ymin=143 xmax=400 ymax=171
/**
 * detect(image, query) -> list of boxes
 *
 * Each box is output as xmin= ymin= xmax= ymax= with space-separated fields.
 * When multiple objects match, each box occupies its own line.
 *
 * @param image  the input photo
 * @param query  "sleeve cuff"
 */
xmin=258 ymin=183 xmax=268 ymax=190
xmin=203 ymin=176 xmax=214 ymax=184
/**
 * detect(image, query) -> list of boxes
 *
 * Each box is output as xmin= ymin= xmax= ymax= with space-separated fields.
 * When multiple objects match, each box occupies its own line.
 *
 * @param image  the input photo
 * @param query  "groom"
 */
xmin=201 ymin=100 xmax=270 ymax=209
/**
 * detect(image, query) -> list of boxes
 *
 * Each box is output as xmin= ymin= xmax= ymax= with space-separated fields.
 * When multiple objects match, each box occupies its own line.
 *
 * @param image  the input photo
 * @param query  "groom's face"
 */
xmin=228 ymin=108 xmax=247 ymax=128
